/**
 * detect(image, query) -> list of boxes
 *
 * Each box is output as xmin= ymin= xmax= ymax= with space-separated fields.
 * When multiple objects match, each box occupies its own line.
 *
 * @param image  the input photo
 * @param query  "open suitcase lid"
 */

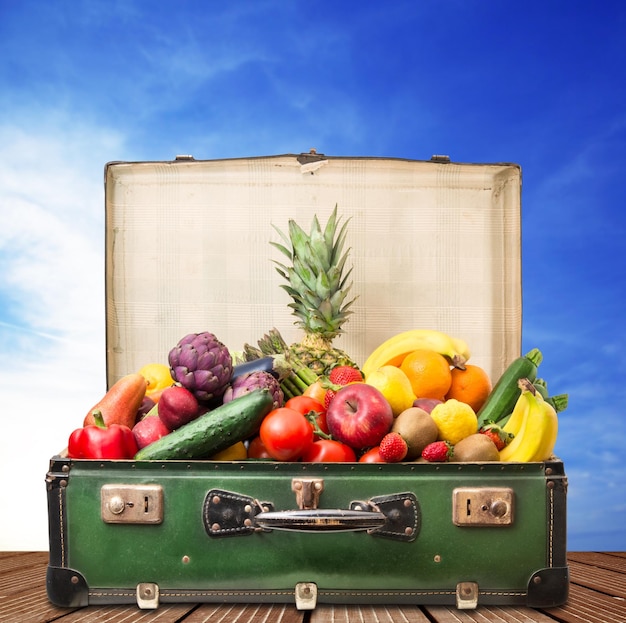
xmin=104 ymin=152 xmax=521 ymax=388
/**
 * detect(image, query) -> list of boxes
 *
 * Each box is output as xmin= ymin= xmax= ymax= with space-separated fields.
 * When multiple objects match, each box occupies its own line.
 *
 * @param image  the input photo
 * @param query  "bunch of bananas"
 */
xmin=499 ymin=378 xmax=559 ymax=462
xmin=362 ymin=329 xmax=471 ymax=378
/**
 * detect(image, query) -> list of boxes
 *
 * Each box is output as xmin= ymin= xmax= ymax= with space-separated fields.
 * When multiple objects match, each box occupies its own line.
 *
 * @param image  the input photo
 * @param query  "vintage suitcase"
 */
xmin=46 ymin=152 xmax=568 ymax=611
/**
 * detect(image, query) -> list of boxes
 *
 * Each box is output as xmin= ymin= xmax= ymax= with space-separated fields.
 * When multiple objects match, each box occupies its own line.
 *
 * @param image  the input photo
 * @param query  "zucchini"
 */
xmin=135 ymin=389 xmax=274 ymax=460
xmin=476 ymin=348 xmax=543 ymax=428
xmin=534 ymin=378 xmax=569 ymax=413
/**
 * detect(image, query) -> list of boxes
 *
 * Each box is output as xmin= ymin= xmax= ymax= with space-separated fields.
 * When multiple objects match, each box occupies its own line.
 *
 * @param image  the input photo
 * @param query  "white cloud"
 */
xmin=0 ymin=116 xmax=125 ymax=549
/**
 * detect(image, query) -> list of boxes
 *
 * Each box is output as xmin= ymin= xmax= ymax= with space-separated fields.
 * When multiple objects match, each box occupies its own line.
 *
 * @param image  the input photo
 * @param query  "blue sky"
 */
xmin=1 ymin=2 xmax=625 ymax=551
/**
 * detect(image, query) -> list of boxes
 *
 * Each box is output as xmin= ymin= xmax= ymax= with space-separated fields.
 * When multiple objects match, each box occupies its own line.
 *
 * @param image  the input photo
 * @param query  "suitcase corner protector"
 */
xmin=526 ymin=565 xmax=570 ymax=607
xmin=46 ymin=565 xmax=89 ymax=608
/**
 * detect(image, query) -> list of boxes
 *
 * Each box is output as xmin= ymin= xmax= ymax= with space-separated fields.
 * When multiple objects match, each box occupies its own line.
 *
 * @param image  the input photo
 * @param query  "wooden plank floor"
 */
xmin=1 ymin=552 xmax=625 ymax=623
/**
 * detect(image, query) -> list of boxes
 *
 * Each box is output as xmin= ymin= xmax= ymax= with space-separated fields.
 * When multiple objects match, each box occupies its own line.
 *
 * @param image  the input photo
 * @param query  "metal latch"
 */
xmin=101 ymin=484 xmax=163 ymax=524
xmin=136 ymin=582 xmax=159 ymax=609
xmin=456 ymin=581 xmax=478 ymax=609
xmin=295 ymin=582 xmax=317 ymax=610
xmin=292 ymin=478 xmax=324 ymax=509
xmin=452 ymin=487 xmax=514 ymax=526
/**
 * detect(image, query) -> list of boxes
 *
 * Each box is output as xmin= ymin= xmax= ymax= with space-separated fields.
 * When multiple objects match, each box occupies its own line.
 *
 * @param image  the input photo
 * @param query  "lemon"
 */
xmin=365 ymin=366 xmax=417 ymax=416
xmin=430 ymin=399 xmax=478 ymax=445
xmin=138 ymin=363 xmax=174 ymax=401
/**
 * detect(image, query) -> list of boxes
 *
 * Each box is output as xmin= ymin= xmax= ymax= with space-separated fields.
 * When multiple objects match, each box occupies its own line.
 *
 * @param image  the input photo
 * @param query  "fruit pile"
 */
xmin=65 ymin=207 xmax=567 ymax=463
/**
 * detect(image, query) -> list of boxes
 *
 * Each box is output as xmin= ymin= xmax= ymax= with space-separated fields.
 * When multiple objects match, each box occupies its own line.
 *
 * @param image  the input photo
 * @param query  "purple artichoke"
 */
xmin=222 ymin=371 xmax=284 ymax=410
xmin=168 ymin=332 xmax=233 ymax=402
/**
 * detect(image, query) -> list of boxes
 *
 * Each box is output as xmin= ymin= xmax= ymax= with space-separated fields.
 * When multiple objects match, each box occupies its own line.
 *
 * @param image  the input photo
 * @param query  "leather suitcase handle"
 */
xmin=204 ymin=489 xmax=418 ymax=541
xmin=255 ymin=508 xmax=386 ymax=532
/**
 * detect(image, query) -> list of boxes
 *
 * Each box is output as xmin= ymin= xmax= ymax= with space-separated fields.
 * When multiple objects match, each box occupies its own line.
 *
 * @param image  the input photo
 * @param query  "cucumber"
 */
xmin=476 ymin=348 xmax=543 ymax=428
xmin=135 ymin=389 xmax=274 ymax=460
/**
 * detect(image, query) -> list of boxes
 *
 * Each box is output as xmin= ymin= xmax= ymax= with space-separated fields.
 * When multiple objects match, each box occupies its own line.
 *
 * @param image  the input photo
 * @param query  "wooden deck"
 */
xmin=1 ymin=551 xmax=625 ymax=622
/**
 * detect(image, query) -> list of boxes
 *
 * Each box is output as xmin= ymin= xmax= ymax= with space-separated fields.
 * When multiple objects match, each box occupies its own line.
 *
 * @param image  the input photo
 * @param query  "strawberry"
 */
xmin=421 ymin=440 xmax=453 ymax=462
xmin=479 ymin=424 xmax=513 ymax=451
xmin=329 ymin=365 xmax=363 ymax=386
xmin=324 ymin=388 xmax=337 ymax=410
xmin=323 ymin=366 xmax=363 ymax=409
xmin=379 ymin=432 xmax=408 ymax=462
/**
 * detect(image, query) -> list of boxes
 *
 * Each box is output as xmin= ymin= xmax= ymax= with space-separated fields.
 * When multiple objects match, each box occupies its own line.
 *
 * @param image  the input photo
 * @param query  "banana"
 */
xmin=362 ymin=329 xmax=470 ymax=379
xmin=451 ymin=337 xmax=472 ymax=364
xmin=499 ymin=379 xmax=558 ymax=462
xmin=501 ymin=384 xmax=531 ymax=437
xmin=528 ymin=395 xmax=558 ymax=462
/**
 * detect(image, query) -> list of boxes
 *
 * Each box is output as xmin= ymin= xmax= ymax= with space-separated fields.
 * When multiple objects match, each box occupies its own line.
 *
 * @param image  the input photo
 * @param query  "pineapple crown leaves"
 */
xmin=270 ymin=205 xmax=358 ymax=338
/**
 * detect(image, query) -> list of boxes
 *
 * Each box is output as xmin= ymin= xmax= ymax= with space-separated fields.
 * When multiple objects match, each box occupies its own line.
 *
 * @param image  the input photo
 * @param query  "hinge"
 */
xmin=297 ymin=148 xmax=326 ymax=164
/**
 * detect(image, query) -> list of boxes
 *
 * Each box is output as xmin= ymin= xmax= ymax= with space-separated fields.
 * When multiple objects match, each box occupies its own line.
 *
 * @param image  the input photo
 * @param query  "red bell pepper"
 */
xmin=68 ymin=410 xmax=138 ymax=459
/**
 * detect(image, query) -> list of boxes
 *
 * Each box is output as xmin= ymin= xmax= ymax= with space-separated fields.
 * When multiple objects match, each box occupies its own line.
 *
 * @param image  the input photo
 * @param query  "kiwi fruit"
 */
xmin=391 ymin=407 xmax=439 ymax=460
xmin=453 ymin=433 xmax=500 ymax=462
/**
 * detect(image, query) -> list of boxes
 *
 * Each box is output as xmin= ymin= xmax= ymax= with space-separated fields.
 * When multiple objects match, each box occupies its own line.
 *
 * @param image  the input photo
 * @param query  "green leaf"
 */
xmin=319 ymin=299 xmax=334 ymax=323
xmin=288 ymin=219 xmax=310 ymax=257
xmin=269 ymin=240 xmax=293 ymax=261
xmin=309 ymin=216 xmax=331 ymax=271
xmin=315 ymin=270 xmax=331 ymax=298
xmin=292 ymin=257 xmax=317 ymax=291
xmin=271 ymin=222 xmax=292 ymax=247
xmin=323 ymin=205 xmax=339 ymax=249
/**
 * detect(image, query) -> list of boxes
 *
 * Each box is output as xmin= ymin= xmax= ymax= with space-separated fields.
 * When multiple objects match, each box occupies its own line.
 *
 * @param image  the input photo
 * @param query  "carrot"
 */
xmin=83 ymin=373 xmax=148 ymax=429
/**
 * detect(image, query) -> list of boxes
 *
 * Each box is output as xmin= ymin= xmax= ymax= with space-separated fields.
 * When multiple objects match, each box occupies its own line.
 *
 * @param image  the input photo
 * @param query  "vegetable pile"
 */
xmin=65 ymin=208 xmax=568 ymax=464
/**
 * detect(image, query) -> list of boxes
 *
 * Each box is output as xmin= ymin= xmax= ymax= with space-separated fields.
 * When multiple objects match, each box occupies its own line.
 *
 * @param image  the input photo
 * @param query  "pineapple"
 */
xmin=271 ymin=205 xmax=358 ymax=376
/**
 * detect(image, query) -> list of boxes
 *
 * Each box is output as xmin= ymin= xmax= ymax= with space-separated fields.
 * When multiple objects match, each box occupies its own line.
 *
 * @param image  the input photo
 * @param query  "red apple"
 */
xmin=157 ymin=385 xmax=200 ymax=430
xmin=326 ymin=384 xmax=393 ymax=450
xmin=132 ymin=416 xmax=171 ymax=449
xmin=412 ymin=397 xmax=443 ymax=414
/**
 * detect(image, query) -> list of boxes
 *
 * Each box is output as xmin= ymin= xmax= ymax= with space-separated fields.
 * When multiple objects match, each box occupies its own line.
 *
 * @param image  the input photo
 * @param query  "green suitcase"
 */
xmin=46 ymin=455 xmax=567 ymax=609
xmin=46 ymin=153 xmax=568 ymax=610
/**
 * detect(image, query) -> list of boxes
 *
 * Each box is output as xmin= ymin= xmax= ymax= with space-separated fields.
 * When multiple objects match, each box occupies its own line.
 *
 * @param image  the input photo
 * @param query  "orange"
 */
xmin=445 ymin=364 xmax=492 ymax=412
xmin=399 ymin=349 xmax=452 ymax=401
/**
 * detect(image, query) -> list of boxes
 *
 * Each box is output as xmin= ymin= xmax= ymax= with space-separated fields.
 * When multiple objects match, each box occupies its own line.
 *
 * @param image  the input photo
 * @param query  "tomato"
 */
xmin=358 ymin=447 xmax=385 ymax=463
xmin=284 ymin=395 xmax=329 ymax=437
xmin=302 ymin=380 xmax=327 ymax=404
xmin=284 ymin=395 xmax=324 ymax=415
xmin=259 ymin=407 xmax=314 ymax=461
xmin=301 ymin=439 xmax=356 ymax=463
xmin=313 ymin=411 xmax=330 ymax=437
xmin=247 ymin=436 xmax=273 ymax=460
